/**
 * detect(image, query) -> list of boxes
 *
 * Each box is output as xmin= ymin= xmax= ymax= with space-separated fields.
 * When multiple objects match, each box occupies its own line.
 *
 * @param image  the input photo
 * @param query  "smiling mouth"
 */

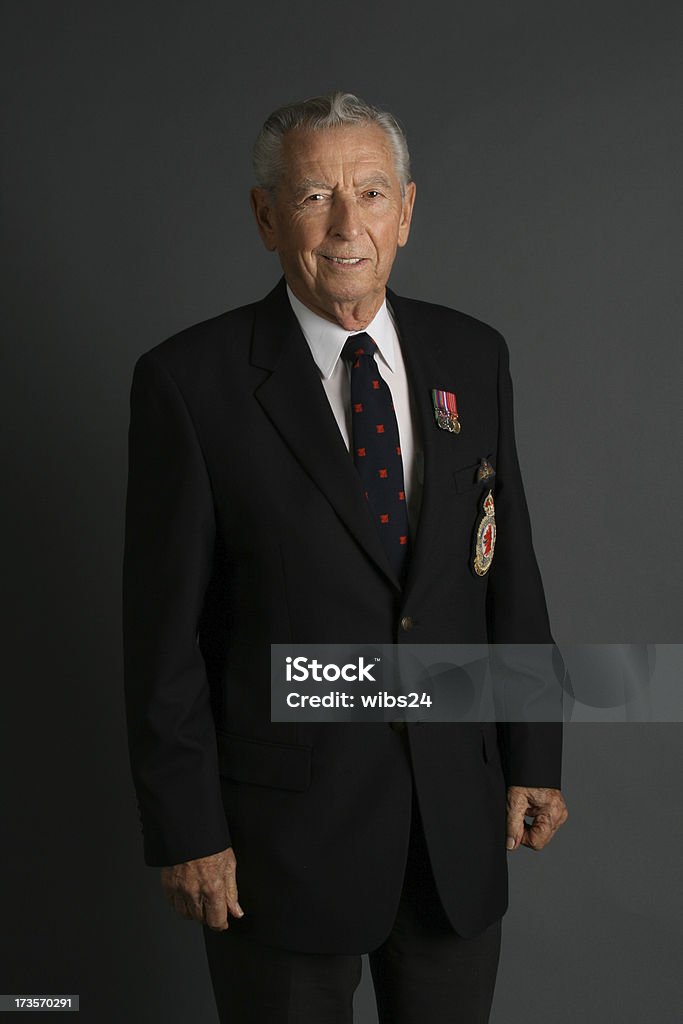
xmin=319 ymin=254 xmax=367 ymax=265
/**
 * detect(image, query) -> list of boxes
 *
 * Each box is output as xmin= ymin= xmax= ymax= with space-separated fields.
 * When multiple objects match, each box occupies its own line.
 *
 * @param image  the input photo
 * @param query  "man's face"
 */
xmin=251 ymin=124 xmax=416 ymax=328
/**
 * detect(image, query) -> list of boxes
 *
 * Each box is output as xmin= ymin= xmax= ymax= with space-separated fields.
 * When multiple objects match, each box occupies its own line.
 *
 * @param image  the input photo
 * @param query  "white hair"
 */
xmin=253 ymin=91 xmax=412 ymax=195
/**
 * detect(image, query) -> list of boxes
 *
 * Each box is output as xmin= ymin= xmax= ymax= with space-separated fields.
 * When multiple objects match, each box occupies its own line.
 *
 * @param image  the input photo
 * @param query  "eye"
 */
xmin=304 ymin=193 xmax=328 ymax=203
xmin=363 ymin=190 xmax=383 ymax=199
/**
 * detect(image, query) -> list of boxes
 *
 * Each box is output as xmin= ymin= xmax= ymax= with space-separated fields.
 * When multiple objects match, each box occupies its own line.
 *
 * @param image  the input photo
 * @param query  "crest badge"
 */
xmin=473 ymin=489 xmax=496 ymax=576
xmin=431 ymin=388 xmax=460 ymax=433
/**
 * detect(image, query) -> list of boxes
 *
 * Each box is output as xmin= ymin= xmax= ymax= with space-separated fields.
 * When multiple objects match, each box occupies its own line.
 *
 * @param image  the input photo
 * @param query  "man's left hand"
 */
xmin=505 ymin=787 xmax=568 ymax=851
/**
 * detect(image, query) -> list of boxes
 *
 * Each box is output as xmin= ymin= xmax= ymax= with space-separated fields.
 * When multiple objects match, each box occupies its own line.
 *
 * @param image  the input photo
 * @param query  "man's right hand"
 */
xmin=160 ymin=847 xmax=244 ymax=931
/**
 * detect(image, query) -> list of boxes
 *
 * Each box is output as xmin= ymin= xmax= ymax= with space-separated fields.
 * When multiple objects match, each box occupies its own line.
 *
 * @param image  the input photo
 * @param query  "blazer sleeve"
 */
xmin=122 ymin=351 xmax=230 ymax=866
xmin=486 ymin=335 xmax=564 ymax=789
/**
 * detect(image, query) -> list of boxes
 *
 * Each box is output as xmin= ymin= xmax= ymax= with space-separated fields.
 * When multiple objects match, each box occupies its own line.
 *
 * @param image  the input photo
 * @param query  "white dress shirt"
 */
xmin=286 ymin=285 xmax=423 ymax=532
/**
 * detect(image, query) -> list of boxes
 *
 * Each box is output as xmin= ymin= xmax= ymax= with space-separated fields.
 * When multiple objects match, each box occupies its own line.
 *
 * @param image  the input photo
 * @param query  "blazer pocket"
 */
xmin=453 ymin=453 xmax=496 ymax=494
xmin=217 ymin=731 xmax=312 ymax=792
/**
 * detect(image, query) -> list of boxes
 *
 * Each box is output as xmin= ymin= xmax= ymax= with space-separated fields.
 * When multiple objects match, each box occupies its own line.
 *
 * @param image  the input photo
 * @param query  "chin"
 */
xmin=318 ymin=280 xmax=382 ymax=305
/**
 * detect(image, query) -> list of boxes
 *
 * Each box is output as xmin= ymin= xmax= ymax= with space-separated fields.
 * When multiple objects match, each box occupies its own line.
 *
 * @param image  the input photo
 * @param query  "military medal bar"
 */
xmin=431 ymin=388 xmax=460 ymax=433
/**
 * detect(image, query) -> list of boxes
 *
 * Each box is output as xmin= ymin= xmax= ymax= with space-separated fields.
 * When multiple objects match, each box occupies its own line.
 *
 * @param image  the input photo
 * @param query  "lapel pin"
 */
xmin=477 ymin=458 xmax=496 ymax=482
xmin=431 ymin=388 xmax=460 ymax=433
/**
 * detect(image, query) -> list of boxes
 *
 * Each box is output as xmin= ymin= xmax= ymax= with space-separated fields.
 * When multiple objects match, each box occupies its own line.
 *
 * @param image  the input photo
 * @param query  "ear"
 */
xmin=250 ymin=188 xmax=279 ymax=252
xmin=397 ymin=181 xmax=416 ymax=248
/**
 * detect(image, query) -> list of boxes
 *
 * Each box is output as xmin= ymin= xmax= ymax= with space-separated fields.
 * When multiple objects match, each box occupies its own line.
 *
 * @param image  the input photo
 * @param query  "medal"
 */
xmin=473 ymin=489 xmax=496 ymax=576
xmin=431 ymin=388 xmax=460 ymax=433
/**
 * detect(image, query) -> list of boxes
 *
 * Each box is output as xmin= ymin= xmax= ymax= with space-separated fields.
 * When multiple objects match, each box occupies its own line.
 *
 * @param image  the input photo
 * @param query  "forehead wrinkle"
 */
xmin=282 ymin=127 xmax=398 ymax=188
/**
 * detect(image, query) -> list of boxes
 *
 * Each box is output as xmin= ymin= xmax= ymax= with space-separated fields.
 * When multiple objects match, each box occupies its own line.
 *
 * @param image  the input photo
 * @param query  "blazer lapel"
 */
xmin=251 ymin=281 xmax=401 ymax=591
xmin=387 ymin=289 xmax=451 ymax=593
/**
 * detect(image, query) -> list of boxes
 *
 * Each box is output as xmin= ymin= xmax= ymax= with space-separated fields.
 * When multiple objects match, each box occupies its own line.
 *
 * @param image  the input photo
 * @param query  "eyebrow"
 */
xmin=293 ymin=178 xmax=334 ymax=195
xmin=292 ymin=173 xmax=394 ymax=196
xmin=357 ymin=173 xmax=393 ymax=189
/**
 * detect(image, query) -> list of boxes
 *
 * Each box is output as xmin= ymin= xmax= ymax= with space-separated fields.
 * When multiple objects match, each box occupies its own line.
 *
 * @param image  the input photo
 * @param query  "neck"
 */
xmin=326 ymin=299 xmax=383 ymax=332
xmin=288 ymin=285 xmax=385 ymax=333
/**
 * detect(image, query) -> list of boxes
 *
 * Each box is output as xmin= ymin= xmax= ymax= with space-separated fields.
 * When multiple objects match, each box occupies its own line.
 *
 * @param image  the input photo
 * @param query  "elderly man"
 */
xmin=123 ymin=92 xmax=568 ymax=1024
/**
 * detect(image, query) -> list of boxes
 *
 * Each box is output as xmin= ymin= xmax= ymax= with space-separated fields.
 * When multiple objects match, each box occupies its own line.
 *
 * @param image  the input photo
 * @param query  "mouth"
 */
xmin=318 ymin=254 xmax=368 ymax=266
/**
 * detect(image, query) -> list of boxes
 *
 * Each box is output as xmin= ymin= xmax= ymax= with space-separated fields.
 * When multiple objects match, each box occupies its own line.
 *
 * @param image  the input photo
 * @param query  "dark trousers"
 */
xmin=203 ymin=794 xmax=502 ymax=1024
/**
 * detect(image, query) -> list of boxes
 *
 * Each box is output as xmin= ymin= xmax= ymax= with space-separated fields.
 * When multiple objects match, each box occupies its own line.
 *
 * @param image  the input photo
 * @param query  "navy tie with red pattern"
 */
xmin=342 ymin=333 xmax=410 ymax=582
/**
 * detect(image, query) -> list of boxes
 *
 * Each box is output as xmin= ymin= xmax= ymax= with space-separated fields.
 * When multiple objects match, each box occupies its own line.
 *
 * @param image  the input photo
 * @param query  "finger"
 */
xmin=224 ymin=857 xmax=244 ymax=918
xmin=520 ymin=814 xmax=556 ymax=850
xmin=202 ymin=895 xmax=230 ymax=932
xmin=228 ymin=897 xmax=244 ymax=918
xmin=226 ymin=892 xmax=244 ymax=917
xmin=534 ymin=809 xmax=567 ymax=846
xmin=505 ymin=806 xmax=527 ymax=851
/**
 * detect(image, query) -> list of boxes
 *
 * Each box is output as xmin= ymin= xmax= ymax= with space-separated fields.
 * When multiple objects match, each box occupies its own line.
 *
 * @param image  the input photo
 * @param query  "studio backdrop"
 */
xmin=1 ymin=2 xmax=681 ymax=1022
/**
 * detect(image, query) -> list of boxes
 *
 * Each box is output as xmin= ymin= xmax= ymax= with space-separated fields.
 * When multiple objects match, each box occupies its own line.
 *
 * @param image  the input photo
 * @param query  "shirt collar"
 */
xmin=286 ymin=285 xmax=397 ymax=379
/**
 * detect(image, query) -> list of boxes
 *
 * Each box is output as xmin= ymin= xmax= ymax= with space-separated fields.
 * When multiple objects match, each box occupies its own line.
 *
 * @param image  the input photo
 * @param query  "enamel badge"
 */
xmin=477 ymin=458 xmax=496 ymax=483
xmin=473 ymin=489 xmax=496 ymax=576
xmin=431 ymin=388 xmax=460 ymax=433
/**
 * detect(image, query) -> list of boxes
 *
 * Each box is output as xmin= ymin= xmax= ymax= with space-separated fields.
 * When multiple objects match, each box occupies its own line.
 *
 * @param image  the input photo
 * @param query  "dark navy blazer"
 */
xmin=123 ymin=278 xmax=562 ymax=952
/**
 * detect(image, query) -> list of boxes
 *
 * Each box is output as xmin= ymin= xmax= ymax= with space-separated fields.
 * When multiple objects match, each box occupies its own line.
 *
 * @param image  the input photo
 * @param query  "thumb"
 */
xmin=506 ymin=803 xmax=527 ymax=851
xmin=225 ymin=857 xmax=244 ymax=917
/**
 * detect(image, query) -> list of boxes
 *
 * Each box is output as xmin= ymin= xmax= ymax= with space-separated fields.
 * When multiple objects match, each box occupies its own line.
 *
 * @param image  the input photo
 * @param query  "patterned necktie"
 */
xmin=342 ymin=333 xmax=410 ymax=581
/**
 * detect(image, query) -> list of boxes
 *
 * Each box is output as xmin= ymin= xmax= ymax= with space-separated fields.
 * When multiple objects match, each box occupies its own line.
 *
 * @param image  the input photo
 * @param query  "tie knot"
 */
xmin=342 ymin=333 xmax=376 ymax=363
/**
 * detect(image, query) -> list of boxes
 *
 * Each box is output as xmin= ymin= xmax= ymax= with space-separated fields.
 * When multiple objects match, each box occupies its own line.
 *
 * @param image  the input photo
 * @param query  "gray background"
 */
xmin=1 ymin=1 xmax=681 ymax=1021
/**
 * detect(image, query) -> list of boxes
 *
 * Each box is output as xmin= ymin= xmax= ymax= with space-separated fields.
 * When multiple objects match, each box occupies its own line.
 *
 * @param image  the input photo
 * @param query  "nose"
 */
xmin=328 ymin=193 xmax=363 ymax=240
